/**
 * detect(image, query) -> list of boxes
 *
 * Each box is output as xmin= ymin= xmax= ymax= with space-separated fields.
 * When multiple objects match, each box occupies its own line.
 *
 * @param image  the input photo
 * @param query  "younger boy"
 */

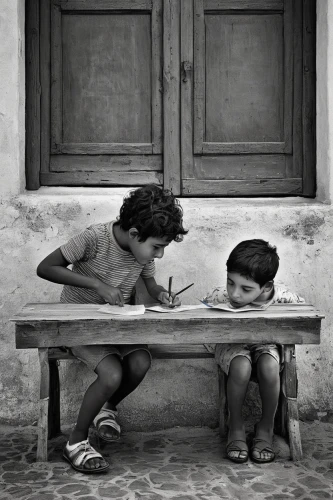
xmin=37 ymin=184 xmax=187 ymax=473
xmin=203 ymin=239 xmax=304 ymax=464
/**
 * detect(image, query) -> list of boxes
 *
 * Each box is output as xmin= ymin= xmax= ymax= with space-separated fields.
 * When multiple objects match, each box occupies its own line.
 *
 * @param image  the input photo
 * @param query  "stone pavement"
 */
xmin=0 ymin=421 xmax=333 ymax=500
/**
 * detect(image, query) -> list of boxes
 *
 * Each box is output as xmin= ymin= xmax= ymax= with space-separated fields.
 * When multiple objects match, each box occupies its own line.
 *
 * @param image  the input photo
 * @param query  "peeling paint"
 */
xmin=282 ymin=213 xmax=325 ymax=243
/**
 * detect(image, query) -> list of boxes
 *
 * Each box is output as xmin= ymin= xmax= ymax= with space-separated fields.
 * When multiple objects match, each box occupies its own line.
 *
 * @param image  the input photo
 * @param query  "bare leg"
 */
xmin=68 ymin=354 xmax=123 ymax=470
xmin=253 ymin=353 xmax=280 ymax=461
xmin=99 ymin=350 xmax=151 ymax=440
xmin=227 ymin=356 xmax=252 ymax=461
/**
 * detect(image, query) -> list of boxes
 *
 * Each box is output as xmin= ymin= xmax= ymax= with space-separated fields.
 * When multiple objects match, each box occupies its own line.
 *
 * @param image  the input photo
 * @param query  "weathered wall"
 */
xmin=0 ymin=1 xmax=333 ymax=430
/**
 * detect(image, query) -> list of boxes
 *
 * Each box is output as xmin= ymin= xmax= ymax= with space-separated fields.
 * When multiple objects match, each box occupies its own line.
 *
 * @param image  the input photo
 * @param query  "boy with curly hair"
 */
xmin=37 ymin=184 xmax=188 ymax=473
xmin=203 ymin=239 xmax=304 ymax=464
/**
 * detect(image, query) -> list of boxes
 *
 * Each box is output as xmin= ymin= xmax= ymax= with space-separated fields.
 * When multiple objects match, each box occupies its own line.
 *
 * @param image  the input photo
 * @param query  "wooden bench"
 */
xmin=12 ymin=302 xmax=323 ymax=462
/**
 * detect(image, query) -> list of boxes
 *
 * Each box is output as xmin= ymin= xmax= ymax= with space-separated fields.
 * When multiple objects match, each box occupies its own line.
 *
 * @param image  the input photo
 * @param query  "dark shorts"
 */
xmin=69 ymin=344 xmax=151 ymax=372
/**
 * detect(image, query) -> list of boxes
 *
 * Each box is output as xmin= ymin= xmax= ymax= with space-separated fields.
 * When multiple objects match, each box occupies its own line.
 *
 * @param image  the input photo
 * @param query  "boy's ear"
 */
xmin=263 ymin=280 xmax=274 ymax=292
xmin=128 ymin=228 xmax=140 ymax=240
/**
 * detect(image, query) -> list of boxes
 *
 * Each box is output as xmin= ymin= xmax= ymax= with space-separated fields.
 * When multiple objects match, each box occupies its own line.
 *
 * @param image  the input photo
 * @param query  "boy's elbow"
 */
xmin=36 ymin=262 xmax=47 ymax=279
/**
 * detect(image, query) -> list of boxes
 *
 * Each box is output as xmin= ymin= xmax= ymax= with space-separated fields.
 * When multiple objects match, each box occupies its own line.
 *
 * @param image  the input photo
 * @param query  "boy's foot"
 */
xmin=93 ymin=407 xmax=121 ymax=441
xmin=68 ymin=429 xmax=108 ymax=471
xmin=63 ymin=439 xmax=109 ymax=473
xmin=226 ymin=427 xmax=248 ymax=463
xmin=250 ymin=424 xmax=275 ymax=463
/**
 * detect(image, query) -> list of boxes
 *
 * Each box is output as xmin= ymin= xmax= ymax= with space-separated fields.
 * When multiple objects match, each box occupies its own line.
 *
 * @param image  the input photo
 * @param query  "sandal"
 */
xmin=93 ymin=408 xmax=121 ymax=442
xmin=226 ymin=440 xmax=249 ymax=464
xmin=250 ymin=438 xmax=275 ymax=464
xmin=63 ymin=439 xmax=109 ymax=474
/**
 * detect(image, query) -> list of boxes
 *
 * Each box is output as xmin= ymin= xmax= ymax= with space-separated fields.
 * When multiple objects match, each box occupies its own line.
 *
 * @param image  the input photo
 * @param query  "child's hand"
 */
xmin=95 ymin=281 xmax=124 ymax=306
xmin=157 ymin=291 xmax=181 ymax=307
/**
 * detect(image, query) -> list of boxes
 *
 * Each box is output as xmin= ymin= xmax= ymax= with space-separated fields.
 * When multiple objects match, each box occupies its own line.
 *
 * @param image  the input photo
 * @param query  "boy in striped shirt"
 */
xmin=37 ymin=184 xmax=188 ymax=473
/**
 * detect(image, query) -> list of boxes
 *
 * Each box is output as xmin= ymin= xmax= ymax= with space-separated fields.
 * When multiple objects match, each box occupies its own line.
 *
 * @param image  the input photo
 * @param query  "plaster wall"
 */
xmin=0 ymin=1 xmax=332 ymax=429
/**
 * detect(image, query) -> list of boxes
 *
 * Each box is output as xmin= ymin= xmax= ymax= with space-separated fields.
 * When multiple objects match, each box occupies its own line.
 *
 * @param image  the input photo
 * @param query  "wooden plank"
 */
xmin=25 ymin=0 xmax=40 ymax=190
xmin=205 ymin=13 xmax=285 ymax=147
xmin=50 ymin=3 xmax=63 ymax=152
xmin=48 ymin=345 xmax=214 ymax=360
xmin=36 ymin=348 xmax=49 ymax=462
xmin=182 ymin=178 xmax=303 ymax=196
xmin=202 ymin=142 xmax=287 ymax=155
xmin=15 ymin=319 xmax=321 ymax=349
xmin=282 ymin=0 xmax=293 ymax=155
xmin=50 ymin=155 xmax=162 ymax=172
xmin=194 ymin=155 xmax=286 ymax=180
xmin=163 ymin=0 xmax=181 ymax=194
xmin=12 ymin=301 xmax=323 ymax=316
xmin=40 ymin=171 xmax=162 ymax=186
xmin=302 ymin=0 xmax=316 ymax=196
xmin=12 ymin=302 xmax=323 ymax=318
xmin=61 ymin=12 xmax=152 ymax=147
xmin=53 ymin=143 xmax=153 ymax=155
xmin=180 ymin=0 xmax=194 ymax=179
xmin=218 ymin=366 xmax=228 ymax=437
xmin=48 ymin=360 xmax=61 ymax=438
xmin=40 ymin=0 xmax=51 ymax=175
xmin=204 ymin=0 xmax=284 ymax=9
xmin=57 ymin=0 xmax=152 ymax=10
xmin=289 ymin=0 xmax=303 ymax=179
xmin=193 ymin=0 xmax=205 ymax=154
xmin=151 ymin=0 xmax=163 ymax=154
xmin=283 ymin=345 xmax=303 ymax=460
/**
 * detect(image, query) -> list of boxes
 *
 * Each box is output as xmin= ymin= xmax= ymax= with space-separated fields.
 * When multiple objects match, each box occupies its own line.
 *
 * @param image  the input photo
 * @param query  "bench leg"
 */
xmin=218 ymin=366 xmax=228 ymax=437
xmin=37 ymin=348 xmax=50 ymax=461
xmin=48 ymin=359 xmax=61 ymax=438
xmin=283 ymin=345 xmax=302 ymax=461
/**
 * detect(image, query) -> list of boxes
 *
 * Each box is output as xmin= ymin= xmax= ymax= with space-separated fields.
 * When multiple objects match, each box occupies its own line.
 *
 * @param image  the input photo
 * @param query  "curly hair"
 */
xmin=226 ymin=239 xmax=280 ymax=287
xmin=117 ymin=184 xmax=188 ymax=242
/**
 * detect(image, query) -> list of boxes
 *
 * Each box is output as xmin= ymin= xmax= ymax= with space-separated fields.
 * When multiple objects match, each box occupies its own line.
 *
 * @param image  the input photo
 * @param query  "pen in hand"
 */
xmin=168 ymin=276 xmax=173 ymax=305
xmin=166 ymin=279 xmax=194 ymax=308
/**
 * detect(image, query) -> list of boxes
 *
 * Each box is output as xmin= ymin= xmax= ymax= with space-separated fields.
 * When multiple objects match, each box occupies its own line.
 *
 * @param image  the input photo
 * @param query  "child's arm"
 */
xmin=143 ymin=277 xmax=181 ymax=306
xmin=37 ymin=248 xmax=125 ymax=306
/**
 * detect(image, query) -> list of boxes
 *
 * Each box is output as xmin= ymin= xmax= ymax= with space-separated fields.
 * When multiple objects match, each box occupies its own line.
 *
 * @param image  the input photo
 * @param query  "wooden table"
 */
xmin=12 ymin=302 xmax=323 ymax=461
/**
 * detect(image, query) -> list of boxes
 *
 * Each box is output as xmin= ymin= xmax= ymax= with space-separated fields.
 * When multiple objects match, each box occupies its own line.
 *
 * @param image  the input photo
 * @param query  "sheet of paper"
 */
xmin=199 ymin=300 xmax=269 ymax=313
xmin=146 ymin=304 xmax=207 ymax=313
xmin=98 ymin=304 xmax=145 ymax=316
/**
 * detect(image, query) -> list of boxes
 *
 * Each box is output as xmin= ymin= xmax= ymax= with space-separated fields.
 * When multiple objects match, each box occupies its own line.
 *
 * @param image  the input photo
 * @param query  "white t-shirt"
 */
xmin=202 ymin=284 xmax=305 ymax=306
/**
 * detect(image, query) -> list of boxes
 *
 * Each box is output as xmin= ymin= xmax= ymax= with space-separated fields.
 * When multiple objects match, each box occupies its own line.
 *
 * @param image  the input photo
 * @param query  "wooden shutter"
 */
xmin=39 ymin=0 xmax=163 ymax=186
xmin=181 ymin=0 xmax=316 ymax=196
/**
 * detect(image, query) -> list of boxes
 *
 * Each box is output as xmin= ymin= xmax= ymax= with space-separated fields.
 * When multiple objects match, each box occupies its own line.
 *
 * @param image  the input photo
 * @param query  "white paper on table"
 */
xmin=98 ymin=304 xmax=145 ymax=316
xmin=146 ymin=304 xmax=207 ymax=313
xmin=199 ymin=300 xmax=269 ymax=313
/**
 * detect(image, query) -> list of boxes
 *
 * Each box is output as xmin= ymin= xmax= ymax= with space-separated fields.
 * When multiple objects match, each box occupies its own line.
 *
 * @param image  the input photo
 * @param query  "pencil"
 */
xmin=168 ymin=276 xmax=173 ymax=303
xmin=174 ymin=283 xmax=194 ymax=297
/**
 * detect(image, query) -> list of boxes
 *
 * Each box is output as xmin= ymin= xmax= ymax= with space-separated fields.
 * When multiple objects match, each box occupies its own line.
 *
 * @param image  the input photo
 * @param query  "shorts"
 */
xmin=69 ymin=344 xmax=152 ymax=372
xmin=215 ymin=343 xmax=282 ymax=376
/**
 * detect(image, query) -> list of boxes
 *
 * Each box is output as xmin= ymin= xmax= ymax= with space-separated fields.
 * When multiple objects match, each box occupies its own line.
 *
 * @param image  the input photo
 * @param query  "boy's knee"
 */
xmin=257 ymin=354 xmax=279 ymax=382
xmin=229 ymin=355 xmax=252 ymax=383
xmin=96 ymin=356 xmax=123 ymax=393
xmin=127 ymin=350 xmax=151 ymax=378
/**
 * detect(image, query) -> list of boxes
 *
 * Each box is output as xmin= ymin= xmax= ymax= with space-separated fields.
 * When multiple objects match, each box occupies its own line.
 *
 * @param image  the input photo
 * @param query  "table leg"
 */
xmin=37 ymin=348 xmax=49 ymax=461
xmin=48 ymin=359 xmax=61 ymax=438
xmin=218 ymin=366 xmax=228 ymax=437
xmin=283 ymin=345 xmax=303 ymax=460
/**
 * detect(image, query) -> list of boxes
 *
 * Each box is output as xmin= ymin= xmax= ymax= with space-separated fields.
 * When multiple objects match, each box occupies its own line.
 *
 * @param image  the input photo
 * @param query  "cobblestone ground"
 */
xmin=0 ymin=421 xmax=333 ymax=500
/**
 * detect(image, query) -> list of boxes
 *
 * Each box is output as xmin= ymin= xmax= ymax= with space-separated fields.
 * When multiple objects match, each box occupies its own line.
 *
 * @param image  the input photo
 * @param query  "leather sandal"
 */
xmin=93 ymin=408 xmax=121 ymax=442
xmin=226 ymin=440 xmax=249 ymax=463
xmin=250 ymin=437 xmax=275 ymax=463
xmin=63 ymin=439 xmax=109 ymax=473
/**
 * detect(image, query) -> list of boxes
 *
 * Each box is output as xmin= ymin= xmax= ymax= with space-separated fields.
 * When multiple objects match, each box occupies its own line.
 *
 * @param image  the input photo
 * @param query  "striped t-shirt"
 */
xmin=60 ymin=221 xmax=155 ymax=304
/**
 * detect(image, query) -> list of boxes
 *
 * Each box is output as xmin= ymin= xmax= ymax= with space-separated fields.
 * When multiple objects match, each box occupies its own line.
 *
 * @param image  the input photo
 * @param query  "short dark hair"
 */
xmin=118 ymin=184 xmax=188 ymax=242
xmin=226 ymin=239 xmax=279 ymax=287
